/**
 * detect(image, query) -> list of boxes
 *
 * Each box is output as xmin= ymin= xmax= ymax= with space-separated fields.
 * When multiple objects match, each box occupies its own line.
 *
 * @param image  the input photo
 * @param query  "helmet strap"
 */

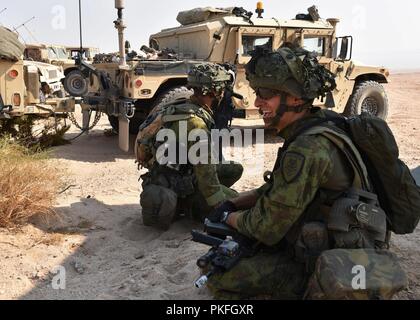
xmin=275 ymin=93 xmax=313 ymax=118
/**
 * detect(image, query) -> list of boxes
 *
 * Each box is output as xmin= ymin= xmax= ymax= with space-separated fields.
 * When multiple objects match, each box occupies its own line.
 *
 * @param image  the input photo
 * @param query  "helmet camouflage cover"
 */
xmin=246 ymin=46 xmax=337 ymax=101
xmin=188 ymin=63 xmax=233 ymax=96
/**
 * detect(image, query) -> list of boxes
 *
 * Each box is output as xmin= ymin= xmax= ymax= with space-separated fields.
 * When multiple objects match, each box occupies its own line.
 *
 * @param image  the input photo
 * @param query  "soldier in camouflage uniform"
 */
xmin=203 ymin=47 xmax=406 ymax=299
xmin=139 ymin=63 xmax=243 ymax=230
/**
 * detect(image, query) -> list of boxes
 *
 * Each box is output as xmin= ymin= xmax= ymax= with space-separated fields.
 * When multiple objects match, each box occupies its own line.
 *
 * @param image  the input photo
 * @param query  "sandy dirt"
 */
xmin=0 ymin=73 xmax=419 ymax=300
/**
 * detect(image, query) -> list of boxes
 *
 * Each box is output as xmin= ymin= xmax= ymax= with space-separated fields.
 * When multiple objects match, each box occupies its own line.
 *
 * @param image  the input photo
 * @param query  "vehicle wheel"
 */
xmin=108 ymin=113 xmax=146 ymax=135
xmin=64 ymin=70 xmax=89 ymax=97
xmin=344 ymin=81 xmax=389 ymax=120
xmin=152 ymin=86 xmax=193 ymax=113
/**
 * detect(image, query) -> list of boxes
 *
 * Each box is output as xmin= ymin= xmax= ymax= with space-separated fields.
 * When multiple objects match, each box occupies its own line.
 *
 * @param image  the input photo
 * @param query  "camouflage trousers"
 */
xmin=206 ymin=250 xmax=308 ymax=300
xmin=184 ymin=162 xmax=243 ymax=221
xmin=206 ymin=248 xmax=408 ymax=300
xmin=215 ymin=162 xmax=244 ymax=189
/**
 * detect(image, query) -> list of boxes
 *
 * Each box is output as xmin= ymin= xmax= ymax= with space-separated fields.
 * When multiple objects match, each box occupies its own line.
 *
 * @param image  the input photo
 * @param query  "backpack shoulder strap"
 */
xmin=161 ymin=102 xmax=215 ymax=128
xmin=303 ymin=125 xmax=371 ymax=191
xmin=276 ymin=114 xmax=371 ymax=191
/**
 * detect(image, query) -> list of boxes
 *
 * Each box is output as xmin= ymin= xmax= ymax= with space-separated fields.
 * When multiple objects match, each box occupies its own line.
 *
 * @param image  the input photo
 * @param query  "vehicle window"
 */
xmin=47 ymin=47 xmax=58 ymax=60
xmin=70 ymin=50 xmax=89 ymax=60
xmin=25 ymin=49 xmax=41 ymax=61
xmin=55 ymin=47 xmax=69 ymax=59
xmin=242 ymin=36 xmax=273 ymax=56
xmin=70 ymin=50 xmax=78 ymax=59
xmin=303 ymin=37 xmax=325 ymax=56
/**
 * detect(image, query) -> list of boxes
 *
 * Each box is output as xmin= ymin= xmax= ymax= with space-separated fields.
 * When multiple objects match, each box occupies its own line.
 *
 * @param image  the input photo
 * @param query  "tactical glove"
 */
xmin=208 ymin=200 xmax=237 ymax=223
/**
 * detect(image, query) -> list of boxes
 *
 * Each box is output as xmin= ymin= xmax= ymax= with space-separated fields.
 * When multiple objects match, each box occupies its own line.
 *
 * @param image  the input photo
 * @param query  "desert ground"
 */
xmin=0 ymin=73 xmax=419 ymax=300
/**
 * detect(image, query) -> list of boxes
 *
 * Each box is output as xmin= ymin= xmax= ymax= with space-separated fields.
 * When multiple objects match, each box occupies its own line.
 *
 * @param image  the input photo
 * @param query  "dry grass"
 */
xmin=0 ymin=116 xmax=71 ymax=149
xmin=0 ymin=137 xmax=62 ymax=228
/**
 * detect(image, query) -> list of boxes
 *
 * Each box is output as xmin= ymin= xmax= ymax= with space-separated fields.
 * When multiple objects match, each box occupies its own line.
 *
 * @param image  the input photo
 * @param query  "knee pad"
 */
xmin=140 ymin=184 xmax=178 ymax=230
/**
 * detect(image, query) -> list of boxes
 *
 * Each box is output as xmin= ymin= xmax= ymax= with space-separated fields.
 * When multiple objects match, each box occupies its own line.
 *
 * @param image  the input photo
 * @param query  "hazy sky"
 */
xmin=1 ymin=0 xmax=419 ymax=70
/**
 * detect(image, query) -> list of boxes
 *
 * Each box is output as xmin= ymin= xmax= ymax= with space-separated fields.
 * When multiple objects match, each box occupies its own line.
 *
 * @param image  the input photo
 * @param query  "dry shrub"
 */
xmin=0 ymin=138 xmax=61 ymax=228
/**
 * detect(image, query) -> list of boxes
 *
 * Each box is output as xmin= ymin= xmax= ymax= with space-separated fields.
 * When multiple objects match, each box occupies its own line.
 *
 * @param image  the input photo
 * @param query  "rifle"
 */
xmin=191 ymin=219 xmax=259 ymax=288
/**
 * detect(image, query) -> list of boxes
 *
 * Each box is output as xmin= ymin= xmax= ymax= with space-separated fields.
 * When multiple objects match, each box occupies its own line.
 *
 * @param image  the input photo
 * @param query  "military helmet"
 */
xmin=188 ymin=63 xmax=233 ymax=96
xmin=246 ymin=46 xmax=336 ymax=100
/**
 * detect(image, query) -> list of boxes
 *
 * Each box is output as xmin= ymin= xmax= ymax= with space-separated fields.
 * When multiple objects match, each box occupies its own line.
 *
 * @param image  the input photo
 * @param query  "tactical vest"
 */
xmin=276 ymin=119 xmax=389 ymax=271
xmin=135 ymin=98 xmax=215 ymax=169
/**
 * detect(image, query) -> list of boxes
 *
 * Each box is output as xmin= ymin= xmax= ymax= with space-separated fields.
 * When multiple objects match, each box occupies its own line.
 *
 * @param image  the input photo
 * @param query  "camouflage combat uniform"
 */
xmin=207 ymin=109 xmax=357 ymax=299
xmin=140 ymin=63 xmax=243 ymax=229
xmin=205 ymin=47 xmax=404 ymax=299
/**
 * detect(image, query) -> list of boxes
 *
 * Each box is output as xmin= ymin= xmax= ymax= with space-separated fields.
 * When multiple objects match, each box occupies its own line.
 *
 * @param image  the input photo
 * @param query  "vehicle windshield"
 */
xmin=68 ymin=48 xmax=99 ymax=60
xmin=242 ymin=36 xmax=273 ymax=56
xmin=54 ymin=47 xmax=69 ymax=60
xmin=303 ymin=36 xmax=325 ymax=56
xmin=47 ymin=47 xmax=58 ymax=60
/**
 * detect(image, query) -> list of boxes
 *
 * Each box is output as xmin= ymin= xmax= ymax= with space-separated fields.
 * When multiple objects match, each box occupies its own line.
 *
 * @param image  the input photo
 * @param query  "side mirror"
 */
xmin=340 ymin=38 xmax=349 ymax=59
xmin=335 ymin=36 xmax=353 ymax=61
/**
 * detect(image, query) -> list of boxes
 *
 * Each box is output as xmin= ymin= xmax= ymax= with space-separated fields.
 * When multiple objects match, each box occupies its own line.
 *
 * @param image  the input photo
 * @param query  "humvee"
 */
xmin=66 ymin=2 xmax=389 ymax=152
xmin=63 ymin=46 xmax=100 ymax=96
xmin=25 ymin=44 xmax=100 ymax=95
xmin=24 ymin=44 xmax=74 ymax=72
xmin=149 ymin=5 xmax=390 ymax=119
xmin=0 ymin=27 xmax=75 ymax=122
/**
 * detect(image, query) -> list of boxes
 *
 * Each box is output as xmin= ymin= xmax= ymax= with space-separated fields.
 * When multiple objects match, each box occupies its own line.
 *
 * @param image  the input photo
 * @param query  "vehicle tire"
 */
xmin=152 ymin=86 xmax=193 ymax=113
xmin=108 ymin=113 xmax=146 ymax=135
xmin=344 ymin=80 xmax=389 ymax=120
xmin=64 ymin=70 xmax=89 ymax=97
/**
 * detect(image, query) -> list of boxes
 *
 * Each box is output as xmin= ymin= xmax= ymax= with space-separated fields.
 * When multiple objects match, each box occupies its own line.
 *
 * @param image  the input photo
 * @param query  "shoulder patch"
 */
xmin=281 ymin=151 xmax=306 ymax=184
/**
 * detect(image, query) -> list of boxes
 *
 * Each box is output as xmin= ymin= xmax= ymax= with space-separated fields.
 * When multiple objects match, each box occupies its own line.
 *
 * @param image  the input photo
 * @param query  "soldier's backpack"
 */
xmin=286 ymin=111 xmax=420 ymax=235
xmin=134 ymin=99 xmax=214 ymax=169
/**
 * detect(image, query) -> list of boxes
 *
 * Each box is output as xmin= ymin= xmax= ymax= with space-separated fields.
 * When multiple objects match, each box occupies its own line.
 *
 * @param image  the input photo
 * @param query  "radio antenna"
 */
xmin=13 ymin=16 xmax=36 ymax=44
xmin=78 ymin=0 xmax=84 ymax=55
xmin=0 ymin=7 xmax=6 ymax=26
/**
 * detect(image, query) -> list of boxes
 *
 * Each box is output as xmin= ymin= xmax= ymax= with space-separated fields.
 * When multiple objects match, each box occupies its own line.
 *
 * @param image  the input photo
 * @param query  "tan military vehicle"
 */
xmin=24 ymin=44 xmax=74 ymax=71
xmin=63 ymin=46 xmax=100 ymax=96
xmin=149 ymin=5 xmax=390 ymax=119
xmin=25 ymin=44 xmax=101 ymax=95
xmin=67 ymin=2 xmax=389 ymax=152
xmin=0 ymin=27 xmax=74 ymax=122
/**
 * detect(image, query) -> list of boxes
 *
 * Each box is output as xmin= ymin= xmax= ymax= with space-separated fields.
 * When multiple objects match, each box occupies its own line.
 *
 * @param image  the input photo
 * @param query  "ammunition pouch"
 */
xmin=328 ymin=188 xmax=388 ymax=250
xmin=293 ymin=188 xmax=388 ymax=273
xmin=142 ymin=165 xmax=196 ymax=197
xmin=166 ymin=172 xmax=196 ymax=198
xmin=294 ymin=222 xmax=330 ymax=274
